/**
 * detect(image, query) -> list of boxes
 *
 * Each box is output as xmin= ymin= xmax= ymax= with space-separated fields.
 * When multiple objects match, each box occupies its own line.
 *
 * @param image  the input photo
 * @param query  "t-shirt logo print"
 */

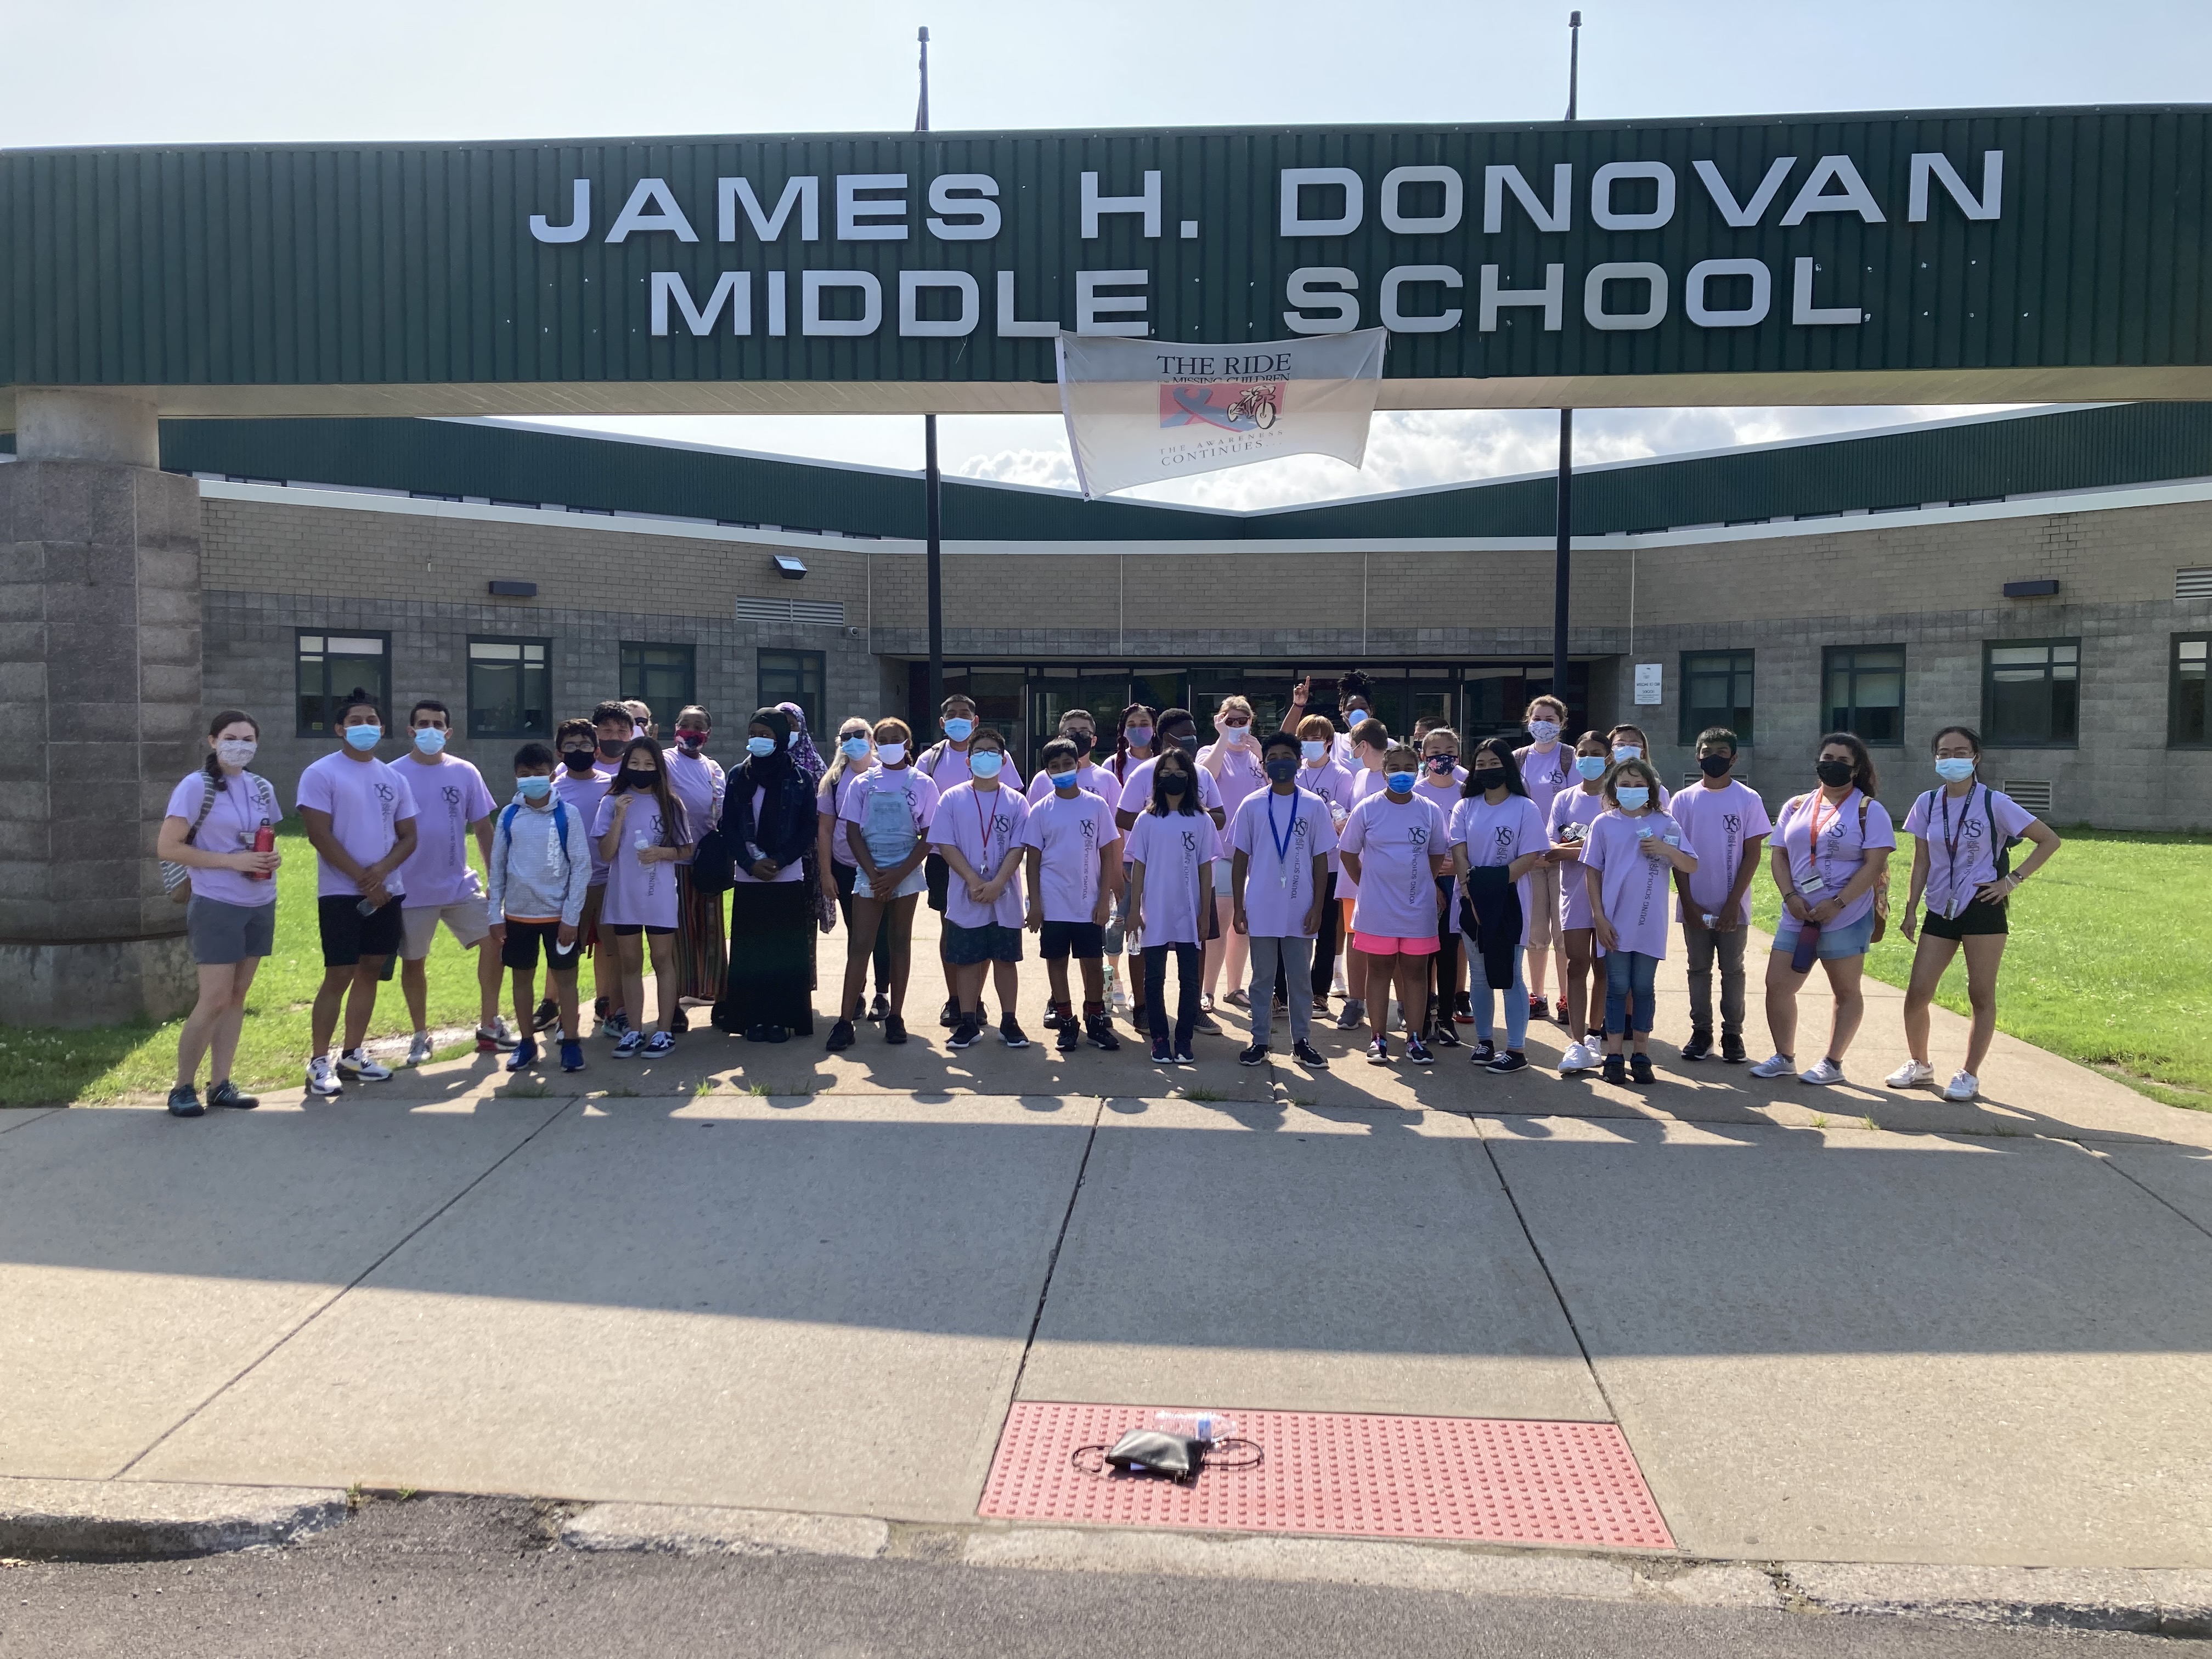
xmin=373 ymin=780 xmax=397 ymax=826
xmin=1407 ymin=825 xmax=1430 ymax=847
xmin=1492 ymin=826 xmax=1516 ymax=854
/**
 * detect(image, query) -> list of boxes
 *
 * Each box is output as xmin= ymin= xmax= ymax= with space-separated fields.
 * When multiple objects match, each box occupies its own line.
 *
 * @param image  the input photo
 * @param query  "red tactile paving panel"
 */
xmin=980 ymin=1402 xmax=1672 ymax=1549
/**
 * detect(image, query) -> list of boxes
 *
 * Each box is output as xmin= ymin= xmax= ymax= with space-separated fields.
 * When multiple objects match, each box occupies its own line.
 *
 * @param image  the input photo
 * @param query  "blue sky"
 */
xmin=10 ymin=0 xmax=2203 ymax=504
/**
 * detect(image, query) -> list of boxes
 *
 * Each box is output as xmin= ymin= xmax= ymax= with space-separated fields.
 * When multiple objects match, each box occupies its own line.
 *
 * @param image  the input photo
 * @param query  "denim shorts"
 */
xmin=1771 ymin=911 xmax=1878 ymax=960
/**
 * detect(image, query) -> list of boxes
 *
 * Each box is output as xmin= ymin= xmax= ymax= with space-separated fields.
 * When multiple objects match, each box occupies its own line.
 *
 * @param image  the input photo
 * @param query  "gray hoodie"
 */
xmin=488 ymin=793 xmax=591 ymax=927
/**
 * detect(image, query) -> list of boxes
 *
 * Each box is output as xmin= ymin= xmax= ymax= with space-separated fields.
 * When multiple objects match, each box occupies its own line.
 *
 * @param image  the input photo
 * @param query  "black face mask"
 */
xmin=620 ymin=769 xmax=658 ymax=792
xmin=1170 ymin=733 xmax=1199 ymax=757
xmin=1699 ymin=753 xmax=1734 ymax=778
xmin=1265 ymin=757 xmax=1297 ymax=783
xmin=1068 ymin=730 xmax=1096 ymax=758
xmin=1160 ymin=774 xmax=1190 ymax=795
xmin=562 ymin=749 xmax=597 ymax=774
xmin=597 ymin=738 xmax=628 ymax=759
xmin=1816 ymin=758 xmax=1855 ymax=788
xmin=1472 ymin=767 xmax=1505 ymax=791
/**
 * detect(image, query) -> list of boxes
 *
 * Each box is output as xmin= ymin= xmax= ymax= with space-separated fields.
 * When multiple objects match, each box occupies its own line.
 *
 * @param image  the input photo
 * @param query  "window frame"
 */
xmin=1678 ymin=648 xmax=1756 ymax=747
xmin=1821 ymin=643 xmax=1908 ymax=747
xmin=1980 ymin=636 xmax=2081 ymax=751
xmin=2169 ymin=632 xmax=2210 ymax=750
xmin=465 ymin=634 xmax=554 ymax=740
xmin=618 ymin=641 xmax=698 ymax=718
xmin=295 ymin=629 xmax=393 ymax=740
xmin=758 ymin=648 xmax=826 ymax=736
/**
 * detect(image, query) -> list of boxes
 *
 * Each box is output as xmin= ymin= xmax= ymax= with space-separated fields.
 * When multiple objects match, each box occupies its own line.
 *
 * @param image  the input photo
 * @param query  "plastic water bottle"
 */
xmin=1154 ymin=1409 xmax=1235 ymax=1442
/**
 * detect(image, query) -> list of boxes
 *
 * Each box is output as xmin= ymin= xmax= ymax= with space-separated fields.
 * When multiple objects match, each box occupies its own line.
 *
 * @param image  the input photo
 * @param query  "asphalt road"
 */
xmin=0 ymin=1498 xmax=2176 ymax=1659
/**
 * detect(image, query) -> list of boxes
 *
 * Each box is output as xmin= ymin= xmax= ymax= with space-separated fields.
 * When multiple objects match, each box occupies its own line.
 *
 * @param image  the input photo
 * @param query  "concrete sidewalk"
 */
xmin=2 ymin=919 xmax=2207 ymax=1576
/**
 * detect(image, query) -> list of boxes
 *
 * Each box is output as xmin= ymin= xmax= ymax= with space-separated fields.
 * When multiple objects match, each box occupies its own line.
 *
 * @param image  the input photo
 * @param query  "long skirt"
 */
xmin=671 ymin=865 xmax=729 ymax=1002
xmin=713 ymin=880 xmax=816 ymax=1035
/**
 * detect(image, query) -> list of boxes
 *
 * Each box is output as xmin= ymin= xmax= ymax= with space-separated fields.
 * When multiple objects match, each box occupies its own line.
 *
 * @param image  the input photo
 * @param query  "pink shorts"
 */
xmin=1352 ymin=931 xmax=1438 ymax=957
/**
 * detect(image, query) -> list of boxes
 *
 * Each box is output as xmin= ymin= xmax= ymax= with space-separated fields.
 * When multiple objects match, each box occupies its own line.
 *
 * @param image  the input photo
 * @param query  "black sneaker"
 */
xmin=940 ymin=997 xmax=962 ymax=1029
xmin=1366 ymin=1036 xmax=1390 ymax=1064
xmin=1486 ymin=1050 xmax=1530 ymax=1075
xmin=1085 ymin=1014 xmax=1121 ymax=1051
xmin=166 ymin=1085 xmax=204 ymax=1118
xmin=208 ymin=1079 xmax=259 ymax=1110
xmin=1630 ymin=1052 xmax=1657 ymax=1086
xmin=868 ymin=992 xmax=890 ymax=1022
xmin=1057 ymin=1018 xmax=1081 ymax=1052
xmin=1238 ymin=1043 xmax=1268 ymax=1066
xmin=1601 ymin=1053 xmax=1628 ymax=1086
xmin=1407 ymin=1034 xmax=1435 ymax=1065
xmin=533 ymin=997 xmax=560 ymax=1032
xmin=1454 ymin=992 xmax=1474 ymax=1022
xmin=1469 ymin=1039 xmax=1497 ymax=1064
xmin=1721 ymin=1032 xmax=1748 ymax=1064
xmin=1191 ymin=1011 xmax=1221 ymax=1036
xmin=594 ymin=995 xmax=610 ymax=1020
xmin=949 ymin=1017 xmax=981 ymax=1049
xmin=1680 ymin=1030 xmax=1713 ymax=1062
xmin=1000 ymin=1014 xmax=1030 ymax=1049
xmin=668 ymin=1007 xmax=690 ymax=1035
xmin=1527 ymin=994 xmax=1547 ymax=1024
xmin=826 ymin=1018 xmax=856 ymax=1052
xmin=883 ymin=1013 xmax=909 ymax=1045
xmin=1127 ymin=1003 xmax=1149 ymax=1029
xmin=1041 ymin=1005 xmax=1064 ymax=1031
xmin=1293 ymin=1039 xmax=1327 ymax=1068
xmin=1172 ymin=1045 xmax=1195 ymax=1065
xmin=1150 ymin=1039 xmax=1173 ymax=1063
xmin=1431 ymin=1021 xmax=1461 ymax=1049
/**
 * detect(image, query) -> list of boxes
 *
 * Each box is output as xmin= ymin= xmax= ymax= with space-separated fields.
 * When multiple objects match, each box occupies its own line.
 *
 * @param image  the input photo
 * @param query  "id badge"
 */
xmin=1799 ymin=870 xmax=1826 ymax=894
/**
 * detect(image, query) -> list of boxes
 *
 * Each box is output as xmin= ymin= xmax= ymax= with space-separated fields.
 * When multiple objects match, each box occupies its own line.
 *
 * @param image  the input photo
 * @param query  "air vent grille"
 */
xmin=2004 ymin=779 xmax=2053 ymax=814
xmin=2177 ymin=567 xmax=2212 ymax=600
xmin=733 ymin=596 xmax=847 ymax=625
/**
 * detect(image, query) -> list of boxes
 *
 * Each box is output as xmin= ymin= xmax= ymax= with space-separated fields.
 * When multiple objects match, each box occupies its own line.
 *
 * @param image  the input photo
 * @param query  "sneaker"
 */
xmin=644 ymin=1031 xmax=675 ymax=1057
xmin=208 ymin=1080 xmax=258 ymax=1110
xmin=488 ymin=1016 xmax=519 ymax=1048
xmin=1798 ymin=1058 xmax=1847 ymax=1086
xmin=1041 ymin=1005 xmax=1064 ymax=1031
xmin=1943 ymin=1070 xmax=1980 ymax=1103
xmin=1366 ymin=1036 xmax=1391 ymax=1064
xmin=533 ymin=997 xmax=559 ymax=1032
xmin=668 ymin=1007 xmax=689 ymax=1035
xmin=1558 ymin=1040 xmax=1597 ymax=1075
xmin=940 ymin=997 xmax=962 ymax=1029
xmin=1292 ymin=1039 xmax=1327 ymax=1068
xmin=1885 ymin=1059 xmax=1936 ymax=1090
xmin=600 ymin=1013 xmax=630 ymax=1041
xmin=1172 ymin=1045 xmax=1195 ymax=1065
xmin=1057 ymin=1018 xmax=1081 ymax=1053
xmin=560 ymin=1040 xmax=585 ymax=1073
xmin=868 ymin=992 xmax=891 ymax=1022
xmin=1527 ymin=994 xmax=1547 ymax=1023
xmin=1430 ymin=1021 xmax=1461 ymax=1049
xmin=1748 ymin=1053 xmax=1797 ymax=1079
xmin=1469 ymin=1039 xmax=1497 ymax=1065
xmin=1000 ymin=1015 xmax=1030 ymax=1049
xmin=1224 ymin=989 xmax=1251 ymax=1012
xmin=1680 ymin=1030 xmax=1713 ymax=1063
xmin=883 ymin=1013 xmax=909 ymax=1045
xmin=1110 ymin=982 xmax=1130 ymax=1012
xmin=1199 ymin=992 xmax=1215 ymax=1014
xmin=306 ymin=1056 xmax=343 ymax=1097
xmin=407 ymin=1031 xmax=435 ymax=1068
xmin=167 ymin=1085 xmax=205 ymax=1118
xmin=1601 ymin=1053 xmax=1627 ymax=1086
xmin=1454 ymin=992 xmax=1474 ymax=1023
xmin=1488 ymin=1049 xmax=1531 ymax=1075
xmin=1721 ymin=1033 xmax=1748 ymax=1064
xmin=1150 ymin=1039 xmax=1174 ymax=1063
xmin=1085 ymin=1013 xmax=1122 ymax=1051
xmin=1629 ymin=1052 xmax=1657 ymax=1086
xmin=614 ymin=1030 xmax=644 ymax=1059
xmin=506 ymin=1036 xmax=539 ymax=1073
xmin=826 ymin=1018 xmax=856 ymax=1052
xmin=1553 ymin=998 xmax=1570 ymax=1026
xmin=1192 ymin=1011 xmax=1221 ymax=1036
xmin=1334 ymin=1001 xmax=1365 ymax=1031
xmin=1127 ymin=1003 xmax=1150 ymax=1029
xmin=1313 ymin=994 xmax=1331 ymax=1017
xmin=1238 ymin=1042 xmax=1269 ymax=1066
xmin=337 ymin=1048 xmax=392 ymax=1082
xmin=949 ymin=1017 xmax=981 ymax=1049
xmin=1407 ymin=1034 xmax=1435 ymax=1065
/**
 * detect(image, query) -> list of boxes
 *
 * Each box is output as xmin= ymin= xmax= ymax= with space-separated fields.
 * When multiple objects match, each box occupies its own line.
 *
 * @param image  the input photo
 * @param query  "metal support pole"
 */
xmin=1551 ymin=9 xmax=1581 ymax=713
xmin=917 ymin=25 xmax=945 ymax=722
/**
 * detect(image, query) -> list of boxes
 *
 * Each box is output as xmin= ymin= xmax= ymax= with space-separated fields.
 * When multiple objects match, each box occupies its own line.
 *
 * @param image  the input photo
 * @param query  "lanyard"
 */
xmin=970 ymin=785 xmax=996 ymax=864
xmin=1805 ymin=789 xmax=1846 ymax=876
xmin=1937 ymin=786 xmax=1979 ymax=916
xmin=1266 ymin=790 xmax=1298 ymax=887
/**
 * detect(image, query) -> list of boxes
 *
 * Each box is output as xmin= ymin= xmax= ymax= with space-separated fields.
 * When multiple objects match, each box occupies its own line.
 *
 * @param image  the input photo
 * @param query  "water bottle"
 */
xmin=1154 ymin=1409 xmax=1235 ymax=1443
xmin=250 ymin=822 xmax=275 ymax=881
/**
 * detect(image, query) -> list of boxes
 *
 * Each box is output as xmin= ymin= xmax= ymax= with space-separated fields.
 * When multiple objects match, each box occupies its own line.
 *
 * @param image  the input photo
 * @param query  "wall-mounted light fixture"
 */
xmin=773 ymin=554 xmax=808 ymax=580
xmin=487 ymin=579 xmax=538 ymax=597
xmin=2002 ymin=579 xmax=2059 ymax=598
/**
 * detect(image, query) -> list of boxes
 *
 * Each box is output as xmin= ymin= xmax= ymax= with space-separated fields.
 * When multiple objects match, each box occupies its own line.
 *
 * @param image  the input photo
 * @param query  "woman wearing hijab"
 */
xmin=711 ymin=708 xmax=822 ymax=1042
xmin=778 ymin=701 xmax=827 ymax=785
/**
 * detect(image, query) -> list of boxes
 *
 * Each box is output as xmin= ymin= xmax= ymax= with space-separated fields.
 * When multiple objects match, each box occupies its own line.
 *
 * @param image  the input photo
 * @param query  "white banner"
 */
xmin=1054 ymin=329 xmax=1388 ymax=498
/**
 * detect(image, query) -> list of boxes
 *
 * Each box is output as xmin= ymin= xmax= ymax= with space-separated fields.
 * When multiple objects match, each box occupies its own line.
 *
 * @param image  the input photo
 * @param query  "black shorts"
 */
xmin=603 ymin=923 xmax=676 ymax=938
xmin=319 ymin=894 xmax=404 ymax=967
xmin=925 ymin=852 xmax=950 ymax=913
xmin=944 ymin=921 xmax=1023 ymax=965
xmin=503 ymin=919 xmax=582 ymax=972
xmin=1040 ymin=920 xmax=1105 ymax=961
xmin=1923 ymin=898 xmax=2009 ymax=939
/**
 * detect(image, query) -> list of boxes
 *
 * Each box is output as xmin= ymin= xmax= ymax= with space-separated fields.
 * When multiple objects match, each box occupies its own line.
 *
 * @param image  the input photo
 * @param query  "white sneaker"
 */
xmin=478 ymin=1017 xmax=517 ymax=1049
xmin=1943 ymin=1070 xmax=1980 ymax=1103
xmin=305 ymin=1056 xmax=342 ymax=1097
xmin=613 ymin=1030 xmax=644 ymax=1059
xmin=406 ymin=1031 xmax=434 ymax=1068
xmin=337 ymin=1048 xmax=393 ymax=1082
xmin=1558 ymin=1040 xmax=1598 ymax=1075
xmin=1798 ymin=1058 xmax=1847 ymax=1086
xmin=1748 ymin=1053 xmax=1797 ymax=1079
xmin=1885 ymin=1059 xmax=1936 ymax=1090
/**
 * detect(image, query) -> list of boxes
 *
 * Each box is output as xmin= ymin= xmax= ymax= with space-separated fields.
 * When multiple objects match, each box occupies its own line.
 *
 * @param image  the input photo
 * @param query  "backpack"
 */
xmin=162 ymin=772 xmax=275 ymax=904
xmin=1916 ymin=785 xmax=2026 ymax=883
xmin=498 ymin=799 xmax=572 ymax=873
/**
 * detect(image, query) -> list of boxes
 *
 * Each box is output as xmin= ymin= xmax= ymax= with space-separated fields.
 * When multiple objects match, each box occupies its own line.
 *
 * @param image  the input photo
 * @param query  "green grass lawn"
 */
xmin=1750 ymin=827 xmax=2212 ymax=1110
xmin=0 ymin=821 xmax=499 ymax=1105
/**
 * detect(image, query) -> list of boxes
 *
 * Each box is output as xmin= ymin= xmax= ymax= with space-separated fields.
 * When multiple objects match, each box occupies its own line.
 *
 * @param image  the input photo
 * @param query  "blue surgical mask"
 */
xmin=1576 ymin=755 xmax=1607 ymax=780
xmin=412 ymin=727 xmax=447 ymax=755
xmin=1125 ymin=726 xmax=1153 ymax=749
xmin=343 ymin=724 xmax=381 ymax=751
xmin=746 ymin=736 xmax=776 ymax=758
xmin=1048 ymin=769 xmax=1077 ymax=792
xmin=1612 ymin=744 xmax=1642 ymax=763
xmin=1934 ymin=757 xmax=1977 ymax=782
xmin=944 ymin=718 xmax=974 ymax=742
xmin=1386 ymin=771 xmax=1417 ymax=794
xmin=841 ymin=736 xmax=871 ymax=760
xmin=1616 ymin=786 xmax=1650 ymax=810
xmin=516 ymin=775 xmax=552 ymax=801
xmin=1300 ymin=740 xmax=1325 ymax=763
xmin=969 ymin=750 xmax=1003 ymax=779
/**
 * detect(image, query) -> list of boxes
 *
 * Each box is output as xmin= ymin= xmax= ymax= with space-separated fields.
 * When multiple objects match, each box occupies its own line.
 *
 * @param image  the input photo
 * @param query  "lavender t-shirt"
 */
xmin=1025 ymin=760 xmax=1118 ymax=805
xmin=591 ymin=792 xmax=680 ymax=929
xmin=820 ymin=770 xmax=865 ymax=868
xmin=1229 ymin=787 xmax=1337 ymax=938
xmin=1124 ymin=808 xmax=1220 ymax=947
xmin=1339 ymin=792 xmax=1448 ymax=939
xmin=931 ymin=781 xmax=1030 ymax=928
xmin=1903 ymin=785 xmax=2038 ymax=919
xmin=1548 ymin=785 xmax=1610 ymax=932
xmin=1580 ymin=810 xmax=1694 ymax=960
xmin=1448 ymin=794 xmax=1550 ymax=949
xmin=554 ymin=766 xmax=614 ymax=884
xmin=1514 ymin=742 xmax=1577 ymax=824
xmin=1670 ymin=780 xmax=1774 ymax=924
xmin=916 ymin=741 xmax=975 ymax=793
xmin=1773 ymin=788 xmax=1897 ymax=929
xmin=1019 ymin=788 xmax=1120 ymax=923
xmin=1298 ymin=759 xmax=1357 ymax=873
xmin=1200 ymin=741 xmax=1269 ymax=820
xmin=393 ymin=754 xmax=495 ymax=909
xmin=296 ymin=752 xmax=419 ymax=900
xmin=165 ymin=770 xmax=279 ymax=909
xmin=663 ymin=749 xmax=725 ymax=844
xmin=1116 ymin=757 xmax=1224 ymax=819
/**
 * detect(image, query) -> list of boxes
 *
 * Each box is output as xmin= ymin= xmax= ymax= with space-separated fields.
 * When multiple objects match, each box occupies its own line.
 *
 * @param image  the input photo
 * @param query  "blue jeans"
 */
xmin=1469 ymin=946 xmax=1528 ymax=1051
xmin=1605 ymin=950 xmax=1660 ymax=1037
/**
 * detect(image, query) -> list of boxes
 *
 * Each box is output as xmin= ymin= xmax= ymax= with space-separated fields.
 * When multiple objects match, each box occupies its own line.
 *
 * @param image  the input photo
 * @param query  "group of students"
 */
xmin=155 ymin=672 xmax=2061 ymax=1113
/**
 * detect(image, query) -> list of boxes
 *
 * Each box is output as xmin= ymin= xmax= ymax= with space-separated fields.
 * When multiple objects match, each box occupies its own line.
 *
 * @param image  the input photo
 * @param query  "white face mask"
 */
xmin=216 ymin=737 xmax=258 ymax=768
xmin=876 ymin=741 xmax=907 ymax=766
xmin=1528 ymin=719 xmax=1562 ymax=744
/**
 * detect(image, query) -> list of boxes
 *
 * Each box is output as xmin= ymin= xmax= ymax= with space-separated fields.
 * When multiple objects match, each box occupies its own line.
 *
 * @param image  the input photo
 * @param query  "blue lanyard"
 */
xmin=1266 ymin=790 xmax=1297 ymax=865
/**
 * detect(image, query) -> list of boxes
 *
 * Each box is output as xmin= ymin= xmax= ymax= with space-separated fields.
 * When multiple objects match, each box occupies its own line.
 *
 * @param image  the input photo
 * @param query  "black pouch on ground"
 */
xmin=1104 ymin=1429 xmax=1210 ymax=1481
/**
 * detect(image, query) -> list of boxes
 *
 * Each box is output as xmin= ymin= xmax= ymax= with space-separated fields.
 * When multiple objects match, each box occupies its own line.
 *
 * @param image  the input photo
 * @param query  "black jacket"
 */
xmin=720 ymin=759 xmax=817 ymax=875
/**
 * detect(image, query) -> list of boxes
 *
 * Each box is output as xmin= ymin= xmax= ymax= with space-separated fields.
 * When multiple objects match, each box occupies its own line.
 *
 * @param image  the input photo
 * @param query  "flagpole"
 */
xmin=918 ymin=24 xmax=944 ymax=726
xmin=1550 ymin=9 xmax=1580 ymax=719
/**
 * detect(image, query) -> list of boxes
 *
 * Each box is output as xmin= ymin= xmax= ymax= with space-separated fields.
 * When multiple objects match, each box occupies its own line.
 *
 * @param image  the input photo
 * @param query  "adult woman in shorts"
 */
xmin=1887 ymin=725 xmax=2062 ymax=1102
xmin=820 ymin=717 xmax=893 ymax=1020
xmin=156 ymin=711 xmax=282 ymax=1116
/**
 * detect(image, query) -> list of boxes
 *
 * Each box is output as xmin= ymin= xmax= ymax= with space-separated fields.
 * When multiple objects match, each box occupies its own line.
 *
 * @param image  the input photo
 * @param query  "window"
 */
xmin=758 ymin=648 xmax=825 ymax=735
xmin=467 ymin=637 xmax=551 ymax=738
xmin=1822 ymin=645 xmax=1906 ymax=744
xmin=620 ymin=642 xmax=696 ymax=719
xmin=296 ymin=631 xmax=391 ymax=737
xmin=1982 ymin=638 xmax=2079 ymax=748
xmin=1679 ymin=650 xmax=1755 ymax=744
xmin=2169 ymin=635 xmax=2209 ymax=748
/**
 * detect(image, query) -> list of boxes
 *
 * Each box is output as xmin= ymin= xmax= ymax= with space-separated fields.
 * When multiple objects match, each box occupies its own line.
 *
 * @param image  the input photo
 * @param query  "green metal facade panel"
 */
xmin=5 ymin=108 xmax=2211 ymax=393
xmin=42 ymin=402 xmax=2202 ymax=541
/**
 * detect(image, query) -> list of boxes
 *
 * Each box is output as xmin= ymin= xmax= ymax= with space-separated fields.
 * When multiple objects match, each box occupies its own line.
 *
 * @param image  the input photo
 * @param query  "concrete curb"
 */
xmin=0 ymin=1477 xmax=347 ymax=1560
xmin=559 ymin=1501 xmax=890 ymax=1560
xmin=1779 ymin=1561 xmax=2212 ymax=1637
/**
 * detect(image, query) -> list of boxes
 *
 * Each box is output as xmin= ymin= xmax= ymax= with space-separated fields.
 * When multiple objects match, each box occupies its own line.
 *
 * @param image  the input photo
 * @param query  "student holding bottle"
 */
xmin=1547 ymin=731 xmax=1615 ymax=1075
xmin=1514 ymin=695 xmax=1576 ymax=1024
